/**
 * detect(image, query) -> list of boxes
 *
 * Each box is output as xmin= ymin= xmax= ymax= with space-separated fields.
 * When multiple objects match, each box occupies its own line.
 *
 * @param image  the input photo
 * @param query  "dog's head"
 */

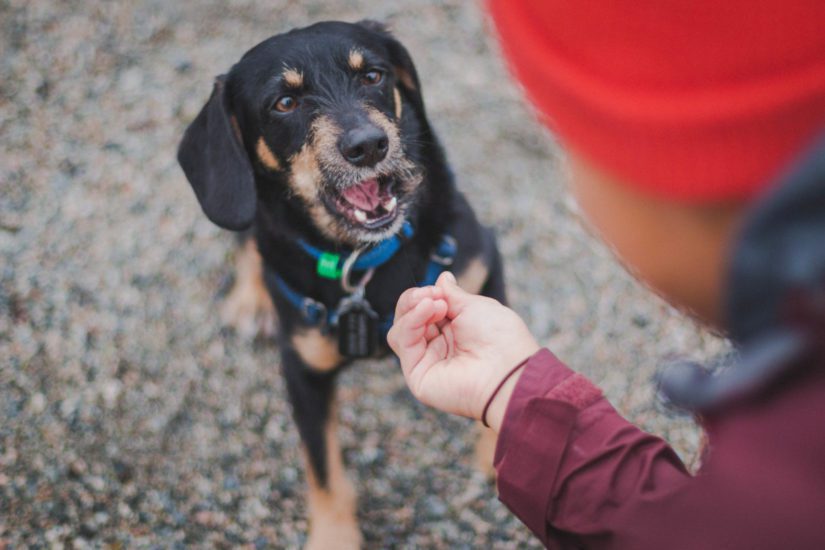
xmin=178 ymin=21 xmax=429 ymax=244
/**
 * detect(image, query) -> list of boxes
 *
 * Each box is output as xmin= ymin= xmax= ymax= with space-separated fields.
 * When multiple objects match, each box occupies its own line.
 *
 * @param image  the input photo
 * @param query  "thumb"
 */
xmin=435 ymin=270 xmax=472 ymax=318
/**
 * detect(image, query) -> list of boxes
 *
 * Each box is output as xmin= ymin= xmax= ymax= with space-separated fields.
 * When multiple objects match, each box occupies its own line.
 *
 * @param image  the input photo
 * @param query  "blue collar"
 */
xmin=298 ymin=221 xmax=415 ymax=280
xmin=271 ymin=229 xmax=457 ymax=337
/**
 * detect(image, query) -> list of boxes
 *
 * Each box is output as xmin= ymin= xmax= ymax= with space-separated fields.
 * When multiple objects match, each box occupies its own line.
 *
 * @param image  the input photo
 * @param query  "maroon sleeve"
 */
xmin=494 ymin=349 xmax=825 ymax=549
xmin=494 ymin=348 xmax=690 ymax=546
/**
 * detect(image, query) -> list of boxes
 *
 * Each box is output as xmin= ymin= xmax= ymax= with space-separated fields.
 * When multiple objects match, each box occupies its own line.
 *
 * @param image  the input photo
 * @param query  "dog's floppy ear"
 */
xmin=357 ymin=20 xmax=426 ymax=116
xmin=177 ymin=75 xmax=256 ymax=231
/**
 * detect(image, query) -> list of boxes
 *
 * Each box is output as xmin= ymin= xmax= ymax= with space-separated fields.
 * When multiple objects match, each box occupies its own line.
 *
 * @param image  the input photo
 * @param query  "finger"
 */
xmin=393 ymin=287 xmax=420 ymax=320
xmin=392 ymin=296 xmax=447 ymax=343
xmin=435 ymin=271 xmax=474 ymax=319
xmin=388 ymin=298 xmax=436 ymax=364
xmin=394 ymin=286 xmax=445 ymax=319
xmin=437 ymin=318 xmax=455 ymax=358
xmin=437 ymin=270 xmax=457 ymax=286
xmin=389 ymin=298 xmax=447 ymax=365
xmin=414 ymin=331 xmax=450 ymax=374
xmin=398 ymin=299 xmax=448 ymax=370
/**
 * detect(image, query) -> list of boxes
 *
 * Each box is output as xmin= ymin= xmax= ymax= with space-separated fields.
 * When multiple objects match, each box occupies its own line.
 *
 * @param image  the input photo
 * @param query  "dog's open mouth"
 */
xmin=325 ymin=177 xmax=399 ymax=230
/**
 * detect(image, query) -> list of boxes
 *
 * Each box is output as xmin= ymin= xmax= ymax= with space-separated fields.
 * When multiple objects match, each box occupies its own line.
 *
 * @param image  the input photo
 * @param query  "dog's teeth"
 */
xmin=354 ymin=209 xmax=368 ymax=222
xmin=383 ymin=196 xmax=397 ymax=211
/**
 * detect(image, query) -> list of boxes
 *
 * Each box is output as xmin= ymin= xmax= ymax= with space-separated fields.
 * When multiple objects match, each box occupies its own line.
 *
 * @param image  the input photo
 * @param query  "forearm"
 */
xmin=493 ymin=349 xmax=691 ymax=546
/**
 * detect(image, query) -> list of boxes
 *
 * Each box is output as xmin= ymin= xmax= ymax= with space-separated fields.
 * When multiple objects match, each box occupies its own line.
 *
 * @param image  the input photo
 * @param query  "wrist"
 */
xmin=481 ymin=346 xmax=540 ymax=432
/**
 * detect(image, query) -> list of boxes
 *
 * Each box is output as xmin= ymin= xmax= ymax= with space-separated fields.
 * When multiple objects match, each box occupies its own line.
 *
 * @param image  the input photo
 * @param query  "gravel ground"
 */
xmin=1 ymin=1 xmax=729 ymax=548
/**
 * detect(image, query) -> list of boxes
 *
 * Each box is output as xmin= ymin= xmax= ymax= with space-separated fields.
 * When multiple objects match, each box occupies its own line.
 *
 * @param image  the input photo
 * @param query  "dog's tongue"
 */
xmin=341 ymin=179 xmax=381 ymax=211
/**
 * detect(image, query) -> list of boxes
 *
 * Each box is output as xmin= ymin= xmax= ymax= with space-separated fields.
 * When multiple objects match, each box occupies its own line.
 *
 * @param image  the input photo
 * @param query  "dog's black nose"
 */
xmin=339 ymin=125 xmax=389 ymax=167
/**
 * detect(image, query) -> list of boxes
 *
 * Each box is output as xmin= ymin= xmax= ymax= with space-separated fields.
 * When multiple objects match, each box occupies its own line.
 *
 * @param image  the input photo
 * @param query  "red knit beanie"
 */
xmin=488 ymin=1 xmax=825 ymax=202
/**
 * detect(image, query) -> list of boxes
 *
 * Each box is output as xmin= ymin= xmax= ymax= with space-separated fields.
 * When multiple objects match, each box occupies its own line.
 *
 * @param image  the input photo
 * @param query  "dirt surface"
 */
xmin=1 ymin=1 xmax=728 ymax=547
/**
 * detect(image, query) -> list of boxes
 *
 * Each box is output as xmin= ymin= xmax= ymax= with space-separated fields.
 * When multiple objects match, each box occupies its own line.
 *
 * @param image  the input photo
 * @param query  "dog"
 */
xmin=178 ymin=20 xmax=506 ymax=548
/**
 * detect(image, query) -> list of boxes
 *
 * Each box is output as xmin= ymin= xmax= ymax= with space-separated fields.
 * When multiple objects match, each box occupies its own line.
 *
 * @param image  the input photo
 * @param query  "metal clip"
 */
xmin=340 ymin=247 xmax=375 ymax=294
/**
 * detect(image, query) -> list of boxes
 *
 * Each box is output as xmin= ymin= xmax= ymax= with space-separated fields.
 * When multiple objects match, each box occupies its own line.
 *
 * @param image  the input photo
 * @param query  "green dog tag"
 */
xmin=317 ymin=252 xmax=342 ymax=279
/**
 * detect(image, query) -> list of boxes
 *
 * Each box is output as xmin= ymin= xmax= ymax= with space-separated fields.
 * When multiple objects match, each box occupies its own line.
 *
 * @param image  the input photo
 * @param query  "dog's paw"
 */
xmin=221 ymin=240 xmax=277 ymax=339
xmin=221 ymin=282 xmax=276 ymax=339
xmin=305 ymin=520 xmax=362 ymax=550
xmin=305 ymin=469 xmax=361 ymax=550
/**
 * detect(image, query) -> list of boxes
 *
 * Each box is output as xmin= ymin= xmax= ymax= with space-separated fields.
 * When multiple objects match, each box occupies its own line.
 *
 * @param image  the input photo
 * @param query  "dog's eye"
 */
xmin=272 ymin=95 xmax=298 ymax=113
xmin=361 ymin=70 xmax=384 ymax=86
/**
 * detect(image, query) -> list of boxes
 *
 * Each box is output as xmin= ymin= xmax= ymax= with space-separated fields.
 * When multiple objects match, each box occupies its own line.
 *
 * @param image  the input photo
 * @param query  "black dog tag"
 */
xmin=337 ymin=295 xmax=379 ymax=357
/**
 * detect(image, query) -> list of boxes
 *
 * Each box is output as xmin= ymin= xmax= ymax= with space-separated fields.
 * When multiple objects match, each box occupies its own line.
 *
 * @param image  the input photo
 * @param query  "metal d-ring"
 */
xmin=341 ymin=247 xmax=375 ymax=294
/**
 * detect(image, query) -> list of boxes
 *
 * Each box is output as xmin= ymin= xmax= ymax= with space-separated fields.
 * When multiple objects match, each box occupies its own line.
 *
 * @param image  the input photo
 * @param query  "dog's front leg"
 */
xmin=221 ymin=238 xmax=277 ymax=338
xmin=454 ymin=227 xmax=507 ymax=479
xmin=281 ymin=342 xmax=361 ymax=550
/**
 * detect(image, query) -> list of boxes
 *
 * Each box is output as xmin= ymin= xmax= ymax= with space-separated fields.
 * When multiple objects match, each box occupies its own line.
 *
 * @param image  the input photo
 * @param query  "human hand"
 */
xmin=387 ymin=271 xmax=540 ymax=431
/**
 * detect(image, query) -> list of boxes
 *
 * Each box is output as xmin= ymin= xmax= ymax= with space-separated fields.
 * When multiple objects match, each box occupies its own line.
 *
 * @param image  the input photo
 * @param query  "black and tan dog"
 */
xmin=178 ymin=20 xmax=505 ymax=548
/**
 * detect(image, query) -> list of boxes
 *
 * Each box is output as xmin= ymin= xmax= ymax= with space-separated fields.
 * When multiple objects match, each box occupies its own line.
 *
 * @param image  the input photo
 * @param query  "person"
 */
xmin=387 ymin=1 xmax=825 ymax=548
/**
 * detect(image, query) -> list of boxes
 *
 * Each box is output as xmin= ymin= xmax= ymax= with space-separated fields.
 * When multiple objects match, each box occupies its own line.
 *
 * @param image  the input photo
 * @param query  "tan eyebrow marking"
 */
xmin=282 ymin=68 xmax=303 ymax=87
xmin=256 ymin=137 xmax=281 ymax=170
xmin=348 ymin=49 xmax=364 ymax=70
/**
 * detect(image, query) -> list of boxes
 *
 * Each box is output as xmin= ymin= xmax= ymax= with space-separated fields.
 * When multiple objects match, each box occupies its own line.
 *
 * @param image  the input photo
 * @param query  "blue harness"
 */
xmin=271 ymin=222 xmax=457 ymax=337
